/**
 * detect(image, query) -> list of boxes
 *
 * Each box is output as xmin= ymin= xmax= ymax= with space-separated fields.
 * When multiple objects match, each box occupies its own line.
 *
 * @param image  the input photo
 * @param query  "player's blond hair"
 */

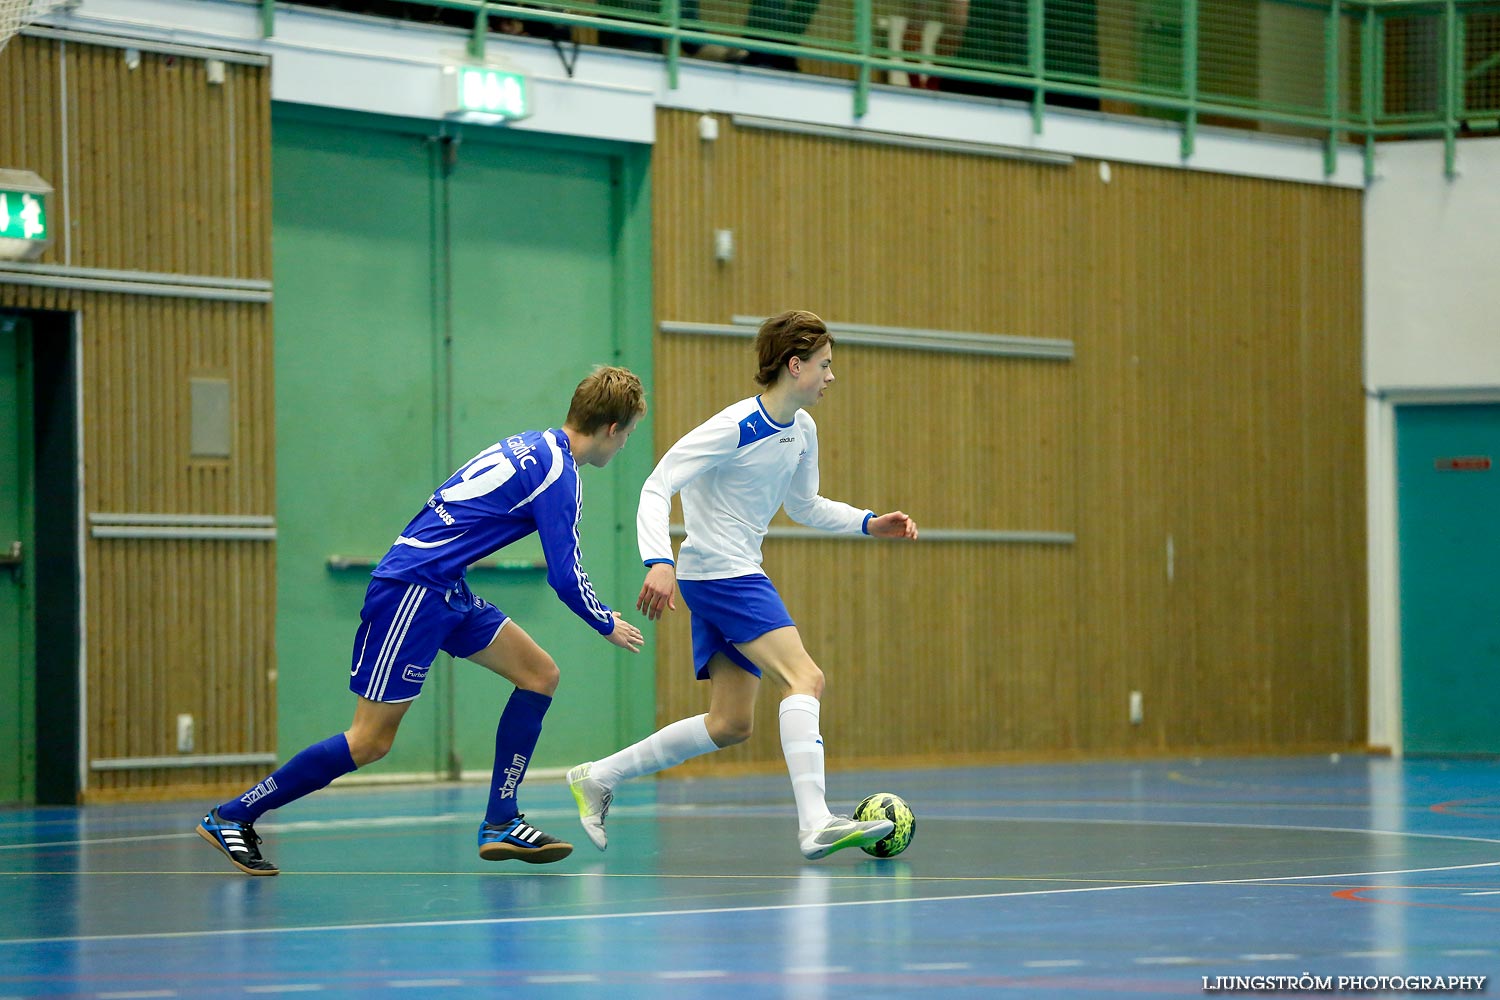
xmin=566 ymin=366 xmax=647 ymax=433
xmin=753 ymin=310 xmax=834 ymax=387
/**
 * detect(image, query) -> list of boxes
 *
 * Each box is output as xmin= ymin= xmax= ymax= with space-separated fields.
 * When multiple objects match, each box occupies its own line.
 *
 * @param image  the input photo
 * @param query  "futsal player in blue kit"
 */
xmin=568 ymin=311 xmax=920 ymax=859
xmin=196 ymin=366 xmax=648 ymax=875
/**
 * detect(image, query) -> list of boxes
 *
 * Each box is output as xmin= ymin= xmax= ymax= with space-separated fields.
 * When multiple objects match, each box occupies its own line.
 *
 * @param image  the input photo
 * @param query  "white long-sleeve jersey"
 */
xmin=638 ymin=395 xmax=873 ymax=580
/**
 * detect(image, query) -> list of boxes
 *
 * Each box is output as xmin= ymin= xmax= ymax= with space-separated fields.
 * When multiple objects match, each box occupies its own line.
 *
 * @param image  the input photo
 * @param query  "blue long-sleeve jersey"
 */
xmin=373 ymin=428 xmax=616 ymax=636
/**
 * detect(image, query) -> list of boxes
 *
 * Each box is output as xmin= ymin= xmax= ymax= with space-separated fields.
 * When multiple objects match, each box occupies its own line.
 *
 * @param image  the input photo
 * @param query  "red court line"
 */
xmin=1332 ymin=886 xmax=1500 ymax=913
xmin=1430 ymin=798 xmax=1500 ymax=819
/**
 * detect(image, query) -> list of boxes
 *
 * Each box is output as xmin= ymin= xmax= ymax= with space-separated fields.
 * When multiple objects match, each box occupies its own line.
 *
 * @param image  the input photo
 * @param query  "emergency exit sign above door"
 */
xmin=446 ymin=65 xmax=532 ymax=125
xmin=0 ymin=168 xmax=51 ymax=261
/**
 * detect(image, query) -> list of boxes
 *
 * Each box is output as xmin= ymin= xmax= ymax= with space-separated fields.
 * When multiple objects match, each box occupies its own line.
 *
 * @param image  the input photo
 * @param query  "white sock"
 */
xmin=886 ymin=13 xmax=907 ymax=52
xmin=920 ymin=19 xmax=944 ymax=58
xmin=779 ymin=694 xmax=833 ymax=830
xmin=590 ymin=714 xmax=717 ymax=788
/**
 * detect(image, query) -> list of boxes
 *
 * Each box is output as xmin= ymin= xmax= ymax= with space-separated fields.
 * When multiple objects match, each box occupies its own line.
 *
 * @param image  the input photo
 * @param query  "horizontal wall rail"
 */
xmin=669 ymin=525 xmax=1076 ymax=544
xmin=22 ymin=25 xmax=272 ymax=64
xmin=0 ymin=264 xmax=272 ymax=302
xmin=90 ymin=752 xmax=279 ymax=771
xmin=326 ymin=555 xmax=547 ymax=571
xmin=664 ymin=319 xmax=1074 ymax=360
xmin=730 ymin=114 xmax=1078 ymax=164
xmin=89 ymin=513 xmax=277 ymax=541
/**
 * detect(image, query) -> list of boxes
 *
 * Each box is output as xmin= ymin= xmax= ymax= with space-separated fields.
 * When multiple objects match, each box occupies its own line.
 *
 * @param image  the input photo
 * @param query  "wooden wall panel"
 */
xmin=2 ymin=35 xmax=274 ymax=801
xmin=652 ymin=108 xmax=1365 ymax=772
xmin=657 ymin=539 xmax=1081 ymax=771
xmin=650 ymin=335 xmax=1075 ymax=531
xmin=0 ymin=285 xmax=278 ymax=801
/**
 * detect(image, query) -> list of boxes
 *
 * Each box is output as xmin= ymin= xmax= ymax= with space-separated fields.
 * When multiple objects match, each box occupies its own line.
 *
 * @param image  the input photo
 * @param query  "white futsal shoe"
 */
xmin=798 ymin=814 xmax=895 ymax=860
xmin=567 ymin=762 xmax=613 ymax=851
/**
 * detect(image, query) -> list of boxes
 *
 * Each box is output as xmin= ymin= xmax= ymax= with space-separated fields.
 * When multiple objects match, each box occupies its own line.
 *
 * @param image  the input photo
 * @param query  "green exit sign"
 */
xmin=0 ymin=168 xmax=52 ymax=262
xmin=449 ymin=65 xmax=532 ymax=124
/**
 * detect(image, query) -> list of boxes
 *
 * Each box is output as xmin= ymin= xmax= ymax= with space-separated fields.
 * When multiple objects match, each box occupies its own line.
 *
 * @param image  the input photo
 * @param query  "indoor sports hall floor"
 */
xmin=3 ymin=755 xmax=1498 ymax=999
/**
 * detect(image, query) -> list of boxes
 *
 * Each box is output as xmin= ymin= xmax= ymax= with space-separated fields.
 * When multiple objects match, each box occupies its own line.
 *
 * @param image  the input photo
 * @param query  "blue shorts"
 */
xmin=677 ymin=574 xmax=795 ymax=680
xmin=349 ymin=576 xmax=509 ymax=703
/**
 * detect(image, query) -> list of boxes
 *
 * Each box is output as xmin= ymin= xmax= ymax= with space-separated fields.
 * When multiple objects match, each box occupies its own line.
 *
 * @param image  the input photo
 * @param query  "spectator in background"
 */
xmin=736 ymin=0 xmax=822 ymax=70
xmin=945 ymin=0 xmax=1100 ymax=109
xmin=597 ymin=0 xmax=700 ymax=55
xmin=884 ymin=0 xmax=968 ymax=88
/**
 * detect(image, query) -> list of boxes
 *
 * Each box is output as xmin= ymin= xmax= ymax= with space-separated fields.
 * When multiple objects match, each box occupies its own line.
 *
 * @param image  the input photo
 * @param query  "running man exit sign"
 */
xmin=447 ymin=65 xmax=533 ymax=124
xmin=0 ymin=169 xmax=52 ymax=261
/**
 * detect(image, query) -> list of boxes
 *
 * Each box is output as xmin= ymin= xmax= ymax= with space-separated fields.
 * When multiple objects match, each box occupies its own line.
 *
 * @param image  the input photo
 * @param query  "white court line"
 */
xmin=6 ymin=859 xmax=1500 ymax=948
xmin=903 ymin=963 xmax=970 ymax=971
xmin=6 ymin=808 xmax=1500 ymax=852
xmin=958 ymin=814 xmax=1500 ymax=847
xmin=1023 ymin=960 xmax=1085 ymax=968
xmin=0 ymin=814 xmax=477 ymax=852
xmin=97 ymin=993 xmax=177 ymax=999
xmin=656 ymin=971 xmax=726 ymax=979
xmin=526 ymin=975 xmax=600 ymax=984
xmin=386 ymin=982 xmax=464 ymax=989
xmin=243 ymin=987 xmax=324 ymax=994
xmin=0 ymin=805 xmax=680 ymax=853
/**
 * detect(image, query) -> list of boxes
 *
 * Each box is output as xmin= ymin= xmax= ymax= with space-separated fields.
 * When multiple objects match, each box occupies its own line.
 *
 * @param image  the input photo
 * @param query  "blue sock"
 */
xmin=218 ymin=733 xmax=357 ymax=824
xmin=485 ymin=689 xmax=552 ymax=825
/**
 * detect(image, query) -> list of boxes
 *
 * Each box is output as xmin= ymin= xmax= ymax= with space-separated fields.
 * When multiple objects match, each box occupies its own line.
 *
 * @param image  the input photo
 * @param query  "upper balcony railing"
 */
xmin=261 ymin=0 xmax=1500 ymax=178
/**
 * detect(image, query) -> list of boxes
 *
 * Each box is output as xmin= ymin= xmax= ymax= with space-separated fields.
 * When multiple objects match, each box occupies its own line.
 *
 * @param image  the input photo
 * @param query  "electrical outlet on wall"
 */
xmin=176 ymin=714 xmax=195 ymax=753
xmin=1128 ymin=691 xmax=1143 ymax=725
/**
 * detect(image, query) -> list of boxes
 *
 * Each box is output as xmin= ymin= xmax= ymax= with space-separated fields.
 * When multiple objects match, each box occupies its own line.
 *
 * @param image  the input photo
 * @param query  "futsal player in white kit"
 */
xmin=568 ymin=310 xmax=919 ymax=859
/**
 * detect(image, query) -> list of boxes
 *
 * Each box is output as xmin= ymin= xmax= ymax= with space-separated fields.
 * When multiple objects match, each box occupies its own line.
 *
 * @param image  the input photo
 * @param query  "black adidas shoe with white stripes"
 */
xmin=196 ymin=807 xmax=279 ymax=876
xmin=477 ymin=814 xmax=573 ymax=864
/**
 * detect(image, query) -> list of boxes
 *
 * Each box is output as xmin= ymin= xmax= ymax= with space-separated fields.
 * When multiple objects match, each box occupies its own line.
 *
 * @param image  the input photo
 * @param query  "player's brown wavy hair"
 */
xmin=753 ymin=310 xmax=834 ymax=388
xmin=566 ymin=365 xmax=647 ymax=433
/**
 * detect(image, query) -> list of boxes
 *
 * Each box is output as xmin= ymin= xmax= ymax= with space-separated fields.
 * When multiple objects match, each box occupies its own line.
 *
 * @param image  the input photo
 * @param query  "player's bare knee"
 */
xmin=519 ymin=652 xmax=560 ymax=696
xmin=789 ymin=662 xmax=825 ymax=699
xmin=707 ymin=713 xmax=753 ymax=747
xmin=346 ymin=730 xmax=395 ymax=766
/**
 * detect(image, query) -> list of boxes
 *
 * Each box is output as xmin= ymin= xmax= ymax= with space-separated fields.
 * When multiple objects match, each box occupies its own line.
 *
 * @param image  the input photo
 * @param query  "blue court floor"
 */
xmin=2 ymin=754 xmax=1499 ymax=999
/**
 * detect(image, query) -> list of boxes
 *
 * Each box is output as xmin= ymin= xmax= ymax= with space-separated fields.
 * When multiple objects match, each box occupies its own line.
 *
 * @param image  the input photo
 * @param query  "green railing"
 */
xmin=264 ymin=0 xmax=1500 ymax=178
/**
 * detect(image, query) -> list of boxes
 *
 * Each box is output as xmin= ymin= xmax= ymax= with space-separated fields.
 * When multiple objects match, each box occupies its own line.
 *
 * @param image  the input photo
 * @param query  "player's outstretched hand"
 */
xmin=868 ymin=511 xmax=919 ymax=540
xmin=606 ymin=613 xmax=645 ymax=652
xmin=637 ymin=562 xmax=677 ymax=622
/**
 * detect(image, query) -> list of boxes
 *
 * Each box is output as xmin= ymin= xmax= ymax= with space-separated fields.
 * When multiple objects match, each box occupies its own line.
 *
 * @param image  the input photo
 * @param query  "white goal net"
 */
xmin=1 ymin=0 xmax=69 ymax=53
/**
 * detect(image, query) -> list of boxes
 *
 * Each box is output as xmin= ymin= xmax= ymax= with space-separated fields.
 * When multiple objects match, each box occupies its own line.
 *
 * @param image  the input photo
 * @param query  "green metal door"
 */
xmin=273 ymin=115 xmax=448 ymax=774
xmin=1396 ymin=402 xmax=1500 ymax=755
xmin=273 ymin=108 xmax=653 ymax=777
xmin=0 ymin=313 xmax=34 ymax=802
xmin=445 ymin=137 xmax=627 ymax=776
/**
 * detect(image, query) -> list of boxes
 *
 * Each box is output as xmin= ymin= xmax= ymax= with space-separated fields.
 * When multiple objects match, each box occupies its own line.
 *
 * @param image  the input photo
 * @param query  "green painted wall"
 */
xmin=1397 ymin=402 xmax=1500 ymax=755
xmin=272 ymin=107 xmax=655 ymax=776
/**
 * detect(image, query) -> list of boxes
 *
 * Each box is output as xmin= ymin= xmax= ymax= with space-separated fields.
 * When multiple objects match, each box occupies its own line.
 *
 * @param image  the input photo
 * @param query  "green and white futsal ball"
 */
xmin=853 ymin=792 xmax=915 ymax=858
